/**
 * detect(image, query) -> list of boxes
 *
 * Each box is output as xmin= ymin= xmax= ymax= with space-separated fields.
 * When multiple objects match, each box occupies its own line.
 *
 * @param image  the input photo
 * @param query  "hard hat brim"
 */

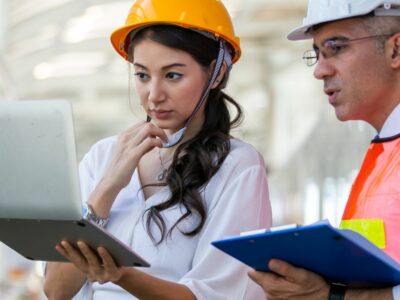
xmin=109 ymin=0 xmax=241 ymax=63
xmin=111 ymin=23 xmax=241 ymax=63
xmin=287 ymin=25 xmax=313 ymax=41
xmin=286 ymin=12 xmax=367 ymax=41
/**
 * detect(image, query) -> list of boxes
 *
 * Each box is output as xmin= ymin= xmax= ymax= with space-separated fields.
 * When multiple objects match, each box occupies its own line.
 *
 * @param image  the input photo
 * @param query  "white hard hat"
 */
xmin=288 ymin=0 xmax=400 ymax=40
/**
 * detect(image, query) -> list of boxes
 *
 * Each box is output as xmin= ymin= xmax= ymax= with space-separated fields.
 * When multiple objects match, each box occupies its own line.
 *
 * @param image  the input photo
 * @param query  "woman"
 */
xmin=44 ymin=0 xmax=272 ymax=299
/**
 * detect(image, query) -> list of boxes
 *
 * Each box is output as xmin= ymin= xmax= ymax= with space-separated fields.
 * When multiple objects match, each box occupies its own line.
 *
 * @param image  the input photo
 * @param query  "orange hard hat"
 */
xmin=110 ymin=0 xmax=241 ymax=63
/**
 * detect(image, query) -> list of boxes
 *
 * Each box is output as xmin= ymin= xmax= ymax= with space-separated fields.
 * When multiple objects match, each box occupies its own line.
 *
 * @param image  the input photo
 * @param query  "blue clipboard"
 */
xmin=211 ymin=221 xmax=400 ymax=287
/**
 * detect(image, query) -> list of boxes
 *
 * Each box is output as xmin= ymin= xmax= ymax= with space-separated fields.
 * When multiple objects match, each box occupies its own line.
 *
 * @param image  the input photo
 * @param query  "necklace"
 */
xmin=157 ymin=148 xmax=173 ymax=181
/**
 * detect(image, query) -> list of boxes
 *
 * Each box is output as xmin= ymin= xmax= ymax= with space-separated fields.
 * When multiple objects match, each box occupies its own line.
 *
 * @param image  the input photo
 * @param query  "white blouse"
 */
xmin=74 ymin=137 xmax=272 ymax=300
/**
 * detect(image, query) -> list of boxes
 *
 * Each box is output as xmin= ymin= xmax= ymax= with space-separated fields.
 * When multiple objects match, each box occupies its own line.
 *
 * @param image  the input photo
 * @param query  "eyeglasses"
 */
xmin=302 ymin=34 xmax=393 ymax=67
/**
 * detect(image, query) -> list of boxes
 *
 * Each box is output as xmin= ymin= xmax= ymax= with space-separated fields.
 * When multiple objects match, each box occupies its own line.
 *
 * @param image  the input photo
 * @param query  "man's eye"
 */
xmin=324 ymin=41 xmax=347 ymax=57
xmin=330 ymin=44 xmax=344 ymax=55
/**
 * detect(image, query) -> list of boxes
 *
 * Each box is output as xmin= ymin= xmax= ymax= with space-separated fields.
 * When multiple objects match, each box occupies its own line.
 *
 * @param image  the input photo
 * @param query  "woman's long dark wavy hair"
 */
xmin=128 ymin=25 xmax=243 ymax=244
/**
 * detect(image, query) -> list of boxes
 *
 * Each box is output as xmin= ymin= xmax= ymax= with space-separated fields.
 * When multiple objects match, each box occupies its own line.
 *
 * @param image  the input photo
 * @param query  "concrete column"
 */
xmin=0 ymin=0 xmax=7 ymax=51
xmin=0 ymin=0 xmax=18 ymax=100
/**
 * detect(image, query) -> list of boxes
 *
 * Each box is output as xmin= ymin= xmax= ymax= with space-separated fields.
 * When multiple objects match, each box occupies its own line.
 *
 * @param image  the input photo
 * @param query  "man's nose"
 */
xmin=313 ymin=55 xmax=335 ymax=80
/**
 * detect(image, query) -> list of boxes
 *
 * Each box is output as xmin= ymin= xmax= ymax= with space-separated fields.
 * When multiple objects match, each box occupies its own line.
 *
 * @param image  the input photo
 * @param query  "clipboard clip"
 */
xmin=240 ymin=224 xmax=300 ymax=237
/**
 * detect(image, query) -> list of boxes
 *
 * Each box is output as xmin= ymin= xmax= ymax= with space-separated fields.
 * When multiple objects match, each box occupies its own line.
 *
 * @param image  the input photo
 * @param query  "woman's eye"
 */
xmin=134 ymin=72 xmax=149 ymax=81
xmin=166 ymin=72 xmax=182 ymax=80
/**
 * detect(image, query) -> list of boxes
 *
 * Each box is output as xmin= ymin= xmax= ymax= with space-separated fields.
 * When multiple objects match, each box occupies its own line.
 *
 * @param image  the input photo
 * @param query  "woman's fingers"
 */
xmin=56 ymin=241 xmax=89 ymax=272
xmin=98 ymin=247 xmax=123 ymax=283
xmin=55 ymin=243 xmax=67 ymax=257
xmin=76 ymin=241 xmax=110 ymax=283
xmin=124 ymin=120 xmax=147 ymax=134
xmin=98 ymin=247 xmax=116 ymax=270
xmin=113 ymin=122 xmax=166 ymax=169
xmin=77 ymin=241 xmax=102 ymax=268
xmin=113 ymin=122 xmax=166 ymax=168
xmin=56 ymin=241 xmax=124 ymax=285
xmin=124 ymin=121 xmax=168 ymax=148
xmin=59 ymin=241 xmax=84 ymax=261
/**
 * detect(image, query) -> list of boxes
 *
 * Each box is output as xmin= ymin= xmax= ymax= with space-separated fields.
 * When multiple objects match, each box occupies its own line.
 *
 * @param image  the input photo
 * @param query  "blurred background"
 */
xmin=0 ymin=0 xmax=374 ymax=298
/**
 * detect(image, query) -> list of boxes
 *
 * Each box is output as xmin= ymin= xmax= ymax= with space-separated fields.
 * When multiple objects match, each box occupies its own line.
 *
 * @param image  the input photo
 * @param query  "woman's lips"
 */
xmin=152 ymin=110 xmax=172 ymax=120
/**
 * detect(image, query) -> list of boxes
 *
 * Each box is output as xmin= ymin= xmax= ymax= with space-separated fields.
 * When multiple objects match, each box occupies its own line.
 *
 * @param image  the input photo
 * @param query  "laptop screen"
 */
xmin=0 ymin=100 xmax=83 ymax=220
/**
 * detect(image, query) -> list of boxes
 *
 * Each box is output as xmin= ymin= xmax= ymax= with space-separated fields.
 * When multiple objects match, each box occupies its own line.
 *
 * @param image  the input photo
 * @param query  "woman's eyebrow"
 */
xmin=133 ymin=62 xmax=187 ymax=70
xmin=133 ymin=62 xmax=147 ymax=70
xmin=161 ymin=63 xmax=186 ymax=71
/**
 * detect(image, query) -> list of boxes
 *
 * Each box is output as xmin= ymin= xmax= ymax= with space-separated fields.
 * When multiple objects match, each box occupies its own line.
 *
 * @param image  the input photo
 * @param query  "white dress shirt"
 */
xmin=378 ymin=104 xmax=400 ymax=139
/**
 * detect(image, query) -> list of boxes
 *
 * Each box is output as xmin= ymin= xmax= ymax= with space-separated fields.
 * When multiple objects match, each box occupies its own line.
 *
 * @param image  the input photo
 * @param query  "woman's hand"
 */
xmin=56 ymin=241 xmax=197 ymax=300
xmin=102 ymin=121 xmax=168 ymax=191
xmin=87 ymin=121 xmax=168 ymax=217
xmin=56 ymin=241 xmax=127 ymax=284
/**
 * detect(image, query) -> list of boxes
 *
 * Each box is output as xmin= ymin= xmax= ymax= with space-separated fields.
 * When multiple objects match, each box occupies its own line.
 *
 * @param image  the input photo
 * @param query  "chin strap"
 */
xmin=185 ymin=40 xmax=227 ymax=125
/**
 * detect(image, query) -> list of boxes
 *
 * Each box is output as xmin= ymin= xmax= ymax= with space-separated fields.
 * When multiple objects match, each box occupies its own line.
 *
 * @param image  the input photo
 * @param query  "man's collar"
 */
xmin=378 ymin=104 xmax=400 ymax=138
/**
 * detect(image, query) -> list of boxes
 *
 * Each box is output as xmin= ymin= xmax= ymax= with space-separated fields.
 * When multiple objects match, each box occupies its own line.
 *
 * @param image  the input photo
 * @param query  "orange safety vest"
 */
xmin=342 ymin=134 xmax=400 ymax=262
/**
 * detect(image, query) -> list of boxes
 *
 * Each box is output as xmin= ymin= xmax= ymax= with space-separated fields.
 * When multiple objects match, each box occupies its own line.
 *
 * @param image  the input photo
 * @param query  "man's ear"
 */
xmin=388 ymin=33 xmax=400 ymax=69
xmin=210 ymin=61 xmax=228 ymax=89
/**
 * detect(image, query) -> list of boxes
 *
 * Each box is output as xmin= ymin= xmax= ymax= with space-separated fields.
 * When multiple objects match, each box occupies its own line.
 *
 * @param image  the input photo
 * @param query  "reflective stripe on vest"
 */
xmin=340 ymin=219 xmax=386 ymax=249
xmin=342 ymin=135 xmax=400 ymax=262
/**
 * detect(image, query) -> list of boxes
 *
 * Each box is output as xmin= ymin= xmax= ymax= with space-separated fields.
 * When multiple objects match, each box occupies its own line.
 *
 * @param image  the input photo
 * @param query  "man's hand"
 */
xmin=248 ymin=259 xmax=329 ymax=300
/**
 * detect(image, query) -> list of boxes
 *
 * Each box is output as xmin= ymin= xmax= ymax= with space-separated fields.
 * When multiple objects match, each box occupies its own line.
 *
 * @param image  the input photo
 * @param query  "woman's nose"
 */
xmin=147 ymin=80 xmax=166 ymax=103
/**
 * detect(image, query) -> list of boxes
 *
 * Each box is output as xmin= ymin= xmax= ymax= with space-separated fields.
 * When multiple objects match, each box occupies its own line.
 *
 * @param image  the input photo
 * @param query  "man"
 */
xmin=249 ymin=0 xmax=400 ymax=299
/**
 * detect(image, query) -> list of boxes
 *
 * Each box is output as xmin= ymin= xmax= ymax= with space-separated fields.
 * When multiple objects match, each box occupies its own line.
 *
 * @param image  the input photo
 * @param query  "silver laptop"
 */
xmin=0 ymin=100 xmax=149 ymax=267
